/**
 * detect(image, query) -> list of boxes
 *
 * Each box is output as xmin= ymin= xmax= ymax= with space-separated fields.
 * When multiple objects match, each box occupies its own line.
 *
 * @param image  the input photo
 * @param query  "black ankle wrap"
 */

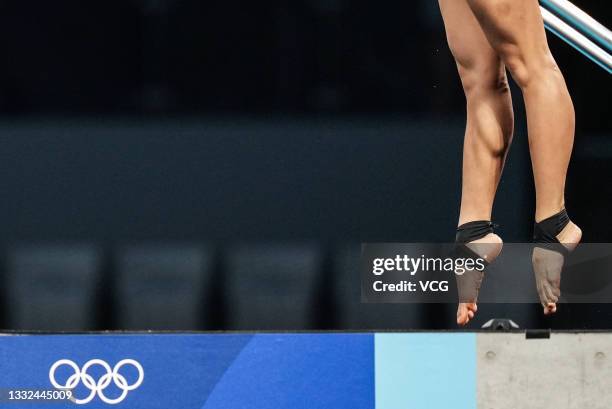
xmin=454 ymin=220 xmax=495 ymax=269
xmin=533 ymin=209 xmax=570 ymax=255
xmin=456 ymin=221 xmax=495 ymax=244
xmin=454 ymin=221 xmax=495 ymax=302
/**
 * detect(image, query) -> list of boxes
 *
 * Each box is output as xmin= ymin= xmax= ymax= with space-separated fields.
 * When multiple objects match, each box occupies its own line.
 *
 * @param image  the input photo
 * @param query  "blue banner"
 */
xmin=0 ymin=333 xmax=375 ymax=409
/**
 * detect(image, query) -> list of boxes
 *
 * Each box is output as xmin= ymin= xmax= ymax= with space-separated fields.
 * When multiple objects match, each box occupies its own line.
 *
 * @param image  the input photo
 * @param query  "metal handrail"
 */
xmin=540 ymin=0 xmax=612 ymax=53
xmin=540 ymin=6 xmax=612 ymax=74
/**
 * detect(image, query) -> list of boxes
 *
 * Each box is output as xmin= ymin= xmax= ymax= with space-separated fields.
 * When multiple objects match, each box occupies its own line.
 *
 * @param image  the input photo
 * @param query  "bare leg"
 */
xmin=467 ymin=0 xmax=582 ymax=314
xmin=439 ymin=0 xmax=513 ymax=325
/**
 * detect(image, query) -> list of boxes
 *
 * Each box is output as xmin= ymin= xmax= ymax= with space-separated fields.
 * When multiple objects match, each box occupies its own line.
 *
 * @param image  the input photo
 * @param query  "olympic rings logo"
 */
xmin=49 ymin=359 xmax=144 ymax=405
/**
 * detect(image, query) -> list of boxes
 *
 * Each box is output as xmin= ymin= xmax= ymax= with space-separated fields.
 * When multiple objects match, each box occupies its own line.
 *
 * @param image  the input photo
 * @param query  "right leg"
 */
xmin=466 ymin=0 xmax=582 ymax=315
xmin=439 ymin=0 xmax=513 ymax=325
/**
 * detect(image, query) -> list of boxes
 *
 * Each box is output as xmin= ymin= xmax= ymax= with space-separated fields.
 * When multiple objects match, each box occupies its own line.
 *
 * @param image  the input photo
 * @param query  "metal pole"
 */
xmin=540 ymin=7 xmax=612 ymax=74
xmin=540 ymin=0 xmax=612 ymax=54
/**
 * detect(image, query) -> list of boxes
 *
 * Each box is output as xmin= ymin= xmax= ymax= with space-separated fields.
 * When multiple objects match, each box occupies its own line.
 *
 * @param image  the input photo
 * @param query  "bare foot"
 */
xmin=533 ymin=221 xmax=582 ymax=315
xmin=457 ymin=233 xmax=503 ymax=326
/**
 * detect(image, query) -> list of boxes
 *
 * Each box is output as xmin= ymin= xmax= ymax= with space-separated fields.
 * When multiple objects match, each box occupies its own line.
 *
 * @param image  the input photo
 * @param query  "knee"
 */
xmin=499 ymin=46 xmax=563 ymax=90
xmin=458 ymin=61 xmax=510 ymax=99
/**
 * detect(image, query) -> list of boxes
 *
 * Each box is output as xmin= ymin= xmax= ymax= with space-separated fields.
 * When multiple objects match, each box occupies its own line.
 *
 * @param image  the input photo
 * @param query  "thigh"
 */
xmin=466 ymin=0 xmax=556 ymax=73
xmin=438 ymin=0 xmax=504 ymax=87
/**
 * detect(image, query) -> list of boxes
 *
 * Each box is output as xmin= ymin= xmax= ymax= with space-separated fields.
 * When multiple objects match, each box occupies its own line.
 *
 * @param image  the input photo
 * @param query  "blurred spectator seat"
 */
xmin=114 ymin=244 xmax=213 ymax=330
xmin=5 ymin=244 xmax=101 ymax=331
xmin=224 ymin=244 xmax=322 ymax=330
xmin=333 ymin=245 xmax=424 ymax=329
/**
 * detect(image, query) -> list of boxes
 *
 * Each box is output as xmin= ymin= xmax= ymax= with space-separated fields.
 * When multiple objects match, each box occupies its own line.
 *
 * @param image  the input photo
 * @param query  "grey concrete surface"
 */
xmin=478 ymin=333 xmax=612 ymax=409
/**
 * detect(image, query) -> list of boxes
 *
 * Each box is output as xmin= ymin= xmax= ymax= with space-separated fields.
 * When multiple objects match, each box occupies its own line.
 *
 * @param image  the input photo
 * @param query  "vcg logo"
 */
xmin=49 ymin=359 xmax=144 ymax=405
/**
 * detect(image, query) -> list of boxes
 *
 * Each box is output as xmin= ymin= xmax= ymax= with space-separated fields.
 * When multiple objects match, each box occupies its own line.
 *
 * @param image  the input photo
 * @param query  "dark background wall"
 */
xmin=0 ymin=0 xmax=610 ymax=331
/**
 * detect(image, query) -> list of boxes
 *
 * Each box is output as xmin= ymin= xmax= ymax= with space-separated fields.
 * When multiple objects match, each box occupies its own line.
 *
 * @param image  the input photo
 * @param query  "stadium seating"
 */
xmin=223 ymin=243 xmax=322 ymax=329
xmin=114 ymin=244 xmax=214 ymax=330
xmin=5 ymin=244 xmax=101 ymax=331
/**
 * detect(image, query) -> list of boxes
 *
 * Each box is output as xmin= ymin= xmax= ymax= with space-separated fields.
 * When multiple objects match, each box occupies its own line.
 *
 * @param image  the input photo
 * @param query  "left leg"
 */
xmin=438 ymin=0 xmax=513 ymax=325
xmin=466 ymin=0 xmax=582 ymax=314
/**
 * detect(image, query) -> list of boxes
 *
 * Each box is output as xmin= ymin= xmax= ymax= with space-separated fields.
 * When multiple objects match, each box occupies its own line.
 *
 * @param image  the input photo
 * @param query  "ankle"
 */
xmin=466 ymin=233 xmax=503 ymax=263
xmin=535 ymin=205 xmax=566 ymax=223
xmin=557 ymin=222 xmax=582 ymax=251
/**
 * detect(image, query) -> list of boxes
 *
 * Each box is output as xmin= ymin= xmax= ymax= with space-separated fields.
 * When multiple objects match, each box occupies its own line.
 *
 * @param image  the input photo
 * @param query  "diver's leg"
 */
xmin=439 ymin=0 xmax=513 ymax=325
xmin=467 ymin=0 xmax=582 ymax=314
